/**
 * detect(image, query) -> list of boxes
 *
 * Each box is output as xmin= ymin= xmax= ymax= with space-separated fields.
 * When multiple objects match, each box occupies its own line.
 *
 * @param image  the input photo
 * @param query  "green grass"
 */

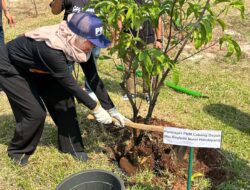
xmin=0 ymin=0 xmax=249 ymax=189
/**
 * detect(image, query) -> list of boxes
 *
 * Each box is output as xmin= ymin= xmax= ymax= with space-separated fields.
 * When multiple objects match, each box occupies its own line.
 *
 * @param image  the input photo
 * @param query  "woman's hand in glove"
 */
xmin=108 ymin=107 xmax=127 ymax=127
xmin=92 ymin=105 xmax=112 ymax=125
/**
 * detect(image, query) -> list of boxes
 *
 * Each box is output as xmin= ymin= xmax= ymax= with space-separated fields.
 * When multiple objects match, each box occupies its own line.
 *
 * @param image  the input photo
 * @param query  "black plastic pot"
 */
xmin=56 ymin=169 xmax=125 ymax=190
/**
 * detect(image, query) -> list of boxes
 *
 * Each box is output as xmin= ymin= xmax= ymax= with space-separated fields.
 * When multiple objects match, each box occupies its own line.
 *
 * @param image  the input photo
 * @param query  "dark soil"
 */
xmin=104 ymin=117 xmax=234 ymax=189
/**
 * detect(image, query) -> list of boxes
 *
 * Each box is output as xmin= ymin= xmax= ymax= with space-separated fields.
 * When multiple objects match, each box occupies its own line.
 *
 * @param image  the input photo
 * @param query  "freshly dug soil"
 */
xmin=104 ymin=117 xmax=233 ymax=189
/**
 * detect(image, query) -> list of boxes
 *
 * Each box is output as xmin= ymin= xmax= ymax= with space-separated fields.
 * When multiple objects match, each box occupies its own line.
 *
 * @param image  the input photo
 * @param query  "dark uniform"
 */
xmin=131 ymin=0 xmax=155 ymax=44
xmin=50 ymin=0 xmax=91 ymax=21
xmin=0 ymin=36 xmax=114 ymax=161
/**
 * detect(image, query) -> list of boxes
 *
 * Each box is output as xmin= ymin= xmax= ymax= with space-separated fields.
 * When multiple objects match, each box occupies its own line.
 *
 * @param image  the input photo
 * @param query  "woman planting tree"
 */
xmin=0 ymin=12 xmax=127 ymax=166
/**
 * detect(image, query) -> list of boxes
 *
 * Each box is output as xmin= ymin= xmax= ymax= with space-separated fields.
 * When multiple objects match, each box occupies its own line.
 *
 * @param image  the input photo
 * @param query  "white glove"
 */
xmin=108 ymin=107 xmax=126 ymax=127
xmin=93 ymin=106 xmax=112 ymax=125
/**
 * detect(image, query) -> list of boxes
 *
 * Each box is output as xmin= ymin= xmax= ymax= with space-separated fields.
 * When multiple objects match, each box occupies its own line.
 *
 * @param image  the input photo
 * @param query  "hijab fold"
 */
xmin=25 ymin=20 xmax=91 ymax=63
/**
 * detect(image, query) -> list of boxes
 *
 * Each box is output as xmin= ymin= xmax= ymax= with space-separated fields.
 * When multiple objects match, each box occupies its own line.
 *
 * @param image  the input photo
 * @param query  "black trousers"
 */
xmin=0 ymin=71 xmax=84 ymax=156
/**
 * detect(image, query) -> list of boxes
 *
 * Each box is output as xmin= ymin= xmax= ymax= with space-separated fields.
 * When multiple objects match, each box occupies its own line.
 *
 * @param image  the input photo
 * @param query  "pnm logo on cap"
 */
xmin=95 ymin=27 xmax=103 ymax=36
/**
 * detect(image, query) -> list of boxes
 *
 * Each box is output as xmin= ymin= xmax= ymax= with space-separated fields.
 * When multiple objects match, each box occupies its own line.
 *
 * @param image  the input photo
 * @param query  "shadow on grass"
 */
xmin=0 ymin=114 xmax=15 ymax=145
xmin=0 ymin=111 xmax=107 ymax=154
xmin=101 ymin=78 xmax=123 ymax=95
xmin=78 ymin=109 xmax=122 ymax=154
xmin=0 ymin=114 xmax=57 ymax=147
xmin=211 ymin=149 xmax=250 ymax=190
xmin=203 ymin=103 xmax=250 ymax=134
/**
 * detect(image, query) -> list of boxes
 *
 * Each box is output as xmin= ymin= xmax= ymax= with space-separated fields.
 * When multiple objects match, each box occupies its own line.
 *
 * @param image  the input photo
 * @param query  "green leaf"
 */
xmin=230 ymin=0 xmax=245 ymax=19
xmin=149 ymin=48 xmax=166 ymax=63
xmin=219 ymin=34 xmax=242 ymax=60
xmin=126 ymin=7 xmax=133 ymax=20
xmin=133 ymin=37 xmax=146 ymax=45
xmin=214 ymin=0 xmax=231 ymax=4
xmin=187 ymin=3 xmax=195 ymax=18
xmin=202 ymin=19 xmax=213 ymax=41
xmin=172 ymin=66 xmax=180 ymax=85
xmin=95 ymin=1 xmax=115 ymax=10
xmin=199 ymin=23 xmax=207 ymax=44
xmin=216 ymin=18 xmax=226 ymax=31
xmin=231 ymin=40 xmax=242 ymax=60
xmin=214 ymin=0 xmax=245 ymax=18
xmin=152 ymin=64 xmax=162 ymax=76
xmin=179 ymin=0 xmax=185 ymax=7
xmin=143 ymin=54 xmax=153 ymax=73
xmin=132 ymin=56 xmax=140 ymax=70
xmin=195 ymin=38 xmax=202 ymax=49
xmin=107 ymin=11 xmax=116 ymax=24
xmin=193 ymin=30 xmax=203 ymax=49
xmin=226 ymin=43 xmax=235 ymax=57
xmin=138 ymin=51 xmax=147 ymax=62
xmin=175 ymin=19 xmax=181 ymax=28
xmin=98 ymin=55 xmax=112 ymax=60
xmin=219 ymin=34 xmax=232 ymax=47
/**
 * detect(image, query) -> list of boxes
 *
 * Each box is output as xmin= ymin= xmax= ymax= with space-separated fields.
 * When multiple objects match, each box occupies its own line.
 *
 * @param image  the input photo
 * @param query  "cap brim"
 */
xmin=88 ymin=35 xmax=111 ymax=48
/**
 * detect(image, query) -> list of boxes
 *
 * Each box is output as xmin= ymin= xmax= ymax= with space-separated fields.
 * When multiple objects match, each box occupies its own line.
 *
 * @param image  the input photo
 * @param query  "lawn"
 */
xmin=0 ymin=0 xmax=249 ymax=189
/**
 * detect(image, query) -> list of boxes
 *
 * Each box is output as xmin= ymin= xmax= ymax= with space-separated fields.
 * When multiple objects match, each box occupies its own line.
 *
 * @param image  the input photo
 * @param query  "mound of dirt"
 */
xmin=104 ymin=118 xmax=233 ymax=189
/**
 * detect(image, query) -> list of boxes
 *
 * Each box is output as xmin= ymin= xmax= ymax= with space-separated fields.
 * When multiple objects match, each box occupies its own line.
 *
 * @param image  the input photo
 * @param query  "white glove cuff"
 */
xmin=108 ymin=107 xmax=118 ymax=115
xmin=93 ymin=105 xmax=103 ymax=114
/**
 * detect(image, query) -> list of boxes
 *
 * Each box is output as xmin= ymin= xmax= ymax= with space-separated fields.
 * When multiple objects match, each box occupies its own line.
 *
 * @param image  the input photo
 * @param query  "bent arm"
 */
xmin=80 ymin=54 xmax=115 ymax=110
xmin=36 ymin=42 xmax=98 ymax=110
xmin=155 ymin=16 xmax=163 ymax=49
xmin=2 ymin=0 xmax=15 ymax=27
xmin=1 ymin=0 xmax=7 ymax=11
xmin=156 ymin=16 xmax=163 ymax=40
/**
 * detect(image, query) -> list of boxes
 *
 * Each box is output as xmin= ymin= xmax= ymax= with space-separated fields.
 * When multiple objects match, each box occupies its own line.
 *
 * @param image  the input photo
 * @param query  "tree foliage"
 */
xmin=87 ymin=0 xmax=245 ymax=123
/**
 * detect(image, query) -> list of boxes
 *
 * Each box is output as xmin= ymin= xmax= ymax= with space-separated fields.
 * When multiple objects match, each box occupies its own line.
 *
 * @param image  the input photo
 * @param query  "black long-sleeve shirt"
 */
xmin=50 ymin=0 xmax=90 ymax=21
xmin=3 ymin=36 xmax=114 ymax=110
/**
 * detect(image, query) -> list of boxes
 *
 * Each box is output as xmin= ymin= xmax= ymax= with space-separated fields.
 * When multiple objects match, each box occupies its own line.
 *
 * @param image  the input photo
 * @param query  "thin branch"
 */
xmin=164 ymin=0 xmax=177 ymax=54
xmin=166 ymin=35 xmax=185 ymax=54
xmin=120 ymin=82 xmax=138 ymax=120
xmin=165 ymin=14 xmax=196 ymax=54
xmin=180 ymin=41 xmax=218 ymax=62
xmin=174 ymin=0 xmax=211 ymax=62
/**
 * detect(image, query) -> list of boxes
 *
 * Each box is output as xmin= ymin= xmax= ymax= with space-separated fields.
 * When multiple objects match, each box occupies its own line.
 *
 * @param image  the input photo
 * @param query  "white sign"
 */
xmin=163 ymin=127 xmax=222 ymax=148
